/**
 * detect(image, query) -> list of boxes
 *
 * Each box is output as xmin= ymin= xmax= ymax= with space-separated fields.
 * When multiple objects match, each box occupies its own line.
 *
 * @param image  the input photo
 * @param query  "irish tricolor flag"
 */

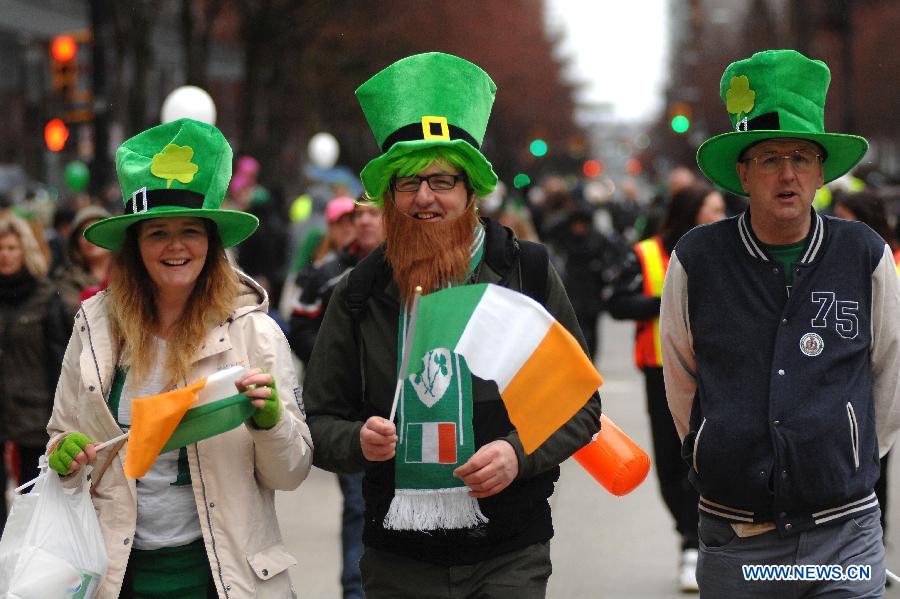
xmin=407 ymin=283 xmax=602 ymax=454
xmin=124 ymin=366 xmax=254 ymax=478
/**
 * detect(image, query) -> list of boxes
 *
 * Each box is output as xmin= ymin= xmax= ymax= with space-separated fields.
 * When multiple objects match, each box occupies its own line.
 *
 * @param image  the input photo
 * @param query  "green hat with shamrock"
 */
xmin=84 ymin=118 xmax=258 ymax=250
xmin=355 ymin=52 xmax=499 ymax=201
xmin=696 ymin=49 xmax=868 ymax=196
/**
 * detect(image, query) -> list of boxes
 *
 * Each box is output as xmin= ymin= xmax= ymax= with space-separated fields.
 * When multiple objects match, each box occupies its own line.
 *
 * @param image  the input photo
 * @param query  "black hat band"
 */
xmin=737 ymin=111 xmax=781 ymax=132
xmin=125 ymin=188 xmax=205 ymax=215
xmin=381 ymin=116 xmax=479 ymax=152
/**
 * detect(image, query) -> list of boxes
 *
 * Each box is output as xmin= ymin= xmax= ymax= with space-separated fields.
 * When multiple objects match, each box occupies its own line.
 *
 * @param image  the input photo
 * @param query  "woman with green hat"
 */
xmin=44 ymin=118 xmax=312 ymax=598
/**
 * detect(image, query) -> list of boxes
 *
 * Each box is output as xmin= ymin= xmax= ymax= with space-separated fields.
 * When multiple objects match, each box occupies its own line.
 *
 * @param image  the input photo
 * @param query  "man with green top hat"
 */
xmin=302 ymin=52 xmax=601 ymax=598
xmin=45 ymin=117 xmax=312 ymax=597
xmin=660 ymin=49 xmax=900 ymax=595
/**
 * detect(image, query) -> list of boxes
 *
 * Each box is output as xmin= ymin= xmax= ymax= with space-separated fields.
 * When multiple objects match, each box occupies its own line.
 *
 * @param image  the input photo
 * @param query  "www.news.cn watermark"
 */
xmin=742 ymin=564 xmax=872 ymax=582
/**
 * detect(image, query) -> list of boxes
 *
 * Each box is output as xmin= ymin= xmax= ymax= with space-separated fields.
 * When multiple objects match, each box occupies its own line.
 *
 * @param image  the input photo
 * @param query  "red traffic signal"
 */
xmin=582 ymin=159 xmax=604 ymax=178
xmin=44 ymin=118 xmax=69 ymax=152
xmin=50 ymin=35 xmax=77 ymax=63
xmin=625 ymin=158 xmax=643 ymax=177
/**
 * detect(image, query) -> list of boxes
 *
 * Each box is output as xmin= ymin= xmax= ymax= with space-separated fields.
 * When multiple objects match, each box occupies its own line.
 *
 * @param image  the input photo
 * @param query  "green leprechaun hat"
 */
xmin=696 ymin=49 xmax=868 ymax=196
xmin=84 ymin=118 xmax=258 ymax=250
xmin=355 ymin=52 xmax=499 ymax=200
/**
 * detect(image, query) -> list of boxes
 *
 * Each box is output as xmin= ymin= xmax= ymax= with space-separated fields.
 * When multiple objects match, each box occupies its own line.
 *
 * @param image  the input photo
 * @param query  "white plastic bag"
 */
xmin=0 ymin=461 xmax=107 ymax=599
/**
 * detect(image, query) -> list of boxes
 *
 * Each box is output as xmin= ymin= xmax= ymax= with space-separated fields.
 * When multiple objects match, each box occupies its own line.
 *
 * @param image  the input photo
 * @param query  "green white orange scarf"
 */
xmin=384 ymin=224 xmax=488 ymax=531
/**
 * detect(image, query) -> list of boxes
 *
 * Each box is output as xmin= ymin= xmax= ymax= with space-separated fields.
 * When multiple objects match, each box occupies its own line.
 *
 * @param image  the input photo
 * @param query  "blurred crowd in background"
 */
xmin=1 ymin=152 xmax=896 ymax=380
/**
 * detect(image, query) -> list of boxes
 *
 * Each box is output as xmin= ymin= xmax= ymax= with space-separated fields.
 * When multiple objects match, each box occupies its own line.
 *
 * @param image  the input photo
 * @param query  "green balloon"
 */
xmin=64 ymin=161 xmax=90 ymax=193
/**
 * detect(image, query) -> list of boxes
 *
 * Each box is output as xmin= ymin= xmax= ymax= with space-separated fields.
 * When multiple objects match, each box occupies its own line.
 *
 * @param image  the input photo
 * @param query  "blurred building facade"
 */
xmin=648 ymin=0 xmax=900 ymax=184
xmin=0 ymin=0 xmax=581 ymax=200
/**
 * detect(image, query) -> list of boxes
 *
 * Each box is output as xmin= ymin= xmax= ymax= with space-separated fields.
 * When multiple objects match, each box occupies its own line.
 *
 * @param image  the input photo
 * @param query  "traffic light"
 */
xmin=44 ymin=118 xmax=69 ymax=152
xmin=582 ymin=159 xmax=604 ymax=178
xmin=668 ymin=102 xmax=692 ymax=135
xmin=50 ymin=34 xmax=78 ymax=100
xmin=529 ymin=139 xmax=548 ymax=157
xmin=671 ymin=115 xmax=690 ymax=133
xmin=625 ymin=158 xmax=643 ymax=177
xmin=513 ymin=173 xmax=532 ymax=189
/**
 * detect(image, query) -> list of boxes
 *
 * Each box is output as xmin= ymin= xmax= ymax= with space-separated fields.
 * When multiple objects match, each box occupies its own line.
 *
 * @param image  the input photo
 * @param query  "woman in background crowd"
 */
xmin=608 ymin=182 xmax=725 ymax=592
xmin=53 ymin=205 xmax=112 ymax=317
xmin=0 ymin=216 xmax=68 ymax=533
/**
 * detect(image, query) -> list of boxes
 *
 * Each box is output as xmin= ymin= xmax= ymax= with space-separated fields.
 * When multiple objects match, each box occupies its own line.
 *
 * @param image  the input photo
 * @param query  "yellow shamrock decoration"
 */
xmin=150 ymin=144 xmax=199 ymax=189
xmin=725 ymin=75 xmax=755 ymax=117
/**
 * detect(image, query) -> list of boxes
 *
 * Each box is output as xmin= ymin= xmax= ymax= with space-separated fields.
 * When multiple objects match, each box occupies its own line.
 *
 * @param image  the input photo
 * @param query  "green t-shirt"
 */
xmin=761 ymin=240 xmax=806 ymax=291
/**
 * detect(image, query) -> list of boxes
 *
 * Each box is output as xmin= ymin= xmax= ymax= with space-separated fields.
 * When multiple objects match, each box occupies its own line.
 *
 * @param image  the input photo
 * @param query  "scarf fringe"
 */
xmin=384 ymin=487 xmax=489 ymax=531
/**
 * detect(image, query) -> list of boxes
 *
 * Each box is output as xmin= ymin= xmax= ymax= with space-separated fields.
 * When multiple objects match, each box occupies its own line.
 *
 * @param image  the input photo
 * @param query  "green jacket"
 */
xmin=304 ymin=218 xmax=602 ymax=565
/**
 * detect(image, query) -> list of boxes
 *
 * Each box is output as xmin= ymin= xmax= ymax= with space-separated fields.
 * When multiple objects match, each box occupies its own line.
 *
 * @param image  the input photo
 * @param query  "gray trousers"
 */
xmin=360 ymin=542 xmax=551 ymax=599
xmin=697 ymin=509 xmax=885 ymax=598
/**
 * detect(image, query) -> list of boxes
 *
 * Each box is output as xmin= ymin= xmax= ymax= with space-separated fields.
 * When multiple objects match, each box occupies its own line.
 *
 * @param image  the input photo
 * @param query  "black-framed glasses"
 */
xmin=391 ymin=173 xmax=467 ymax=192
xmin=740 ymin=149 xmax=822 ymax=174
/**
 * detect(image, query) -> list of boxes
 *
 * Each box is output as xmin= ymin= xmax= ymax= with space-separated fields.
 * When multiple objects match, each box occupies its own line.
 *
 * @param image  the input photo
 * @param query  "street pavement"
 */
xmin=277 ymin=315 xmax=900 ymax=598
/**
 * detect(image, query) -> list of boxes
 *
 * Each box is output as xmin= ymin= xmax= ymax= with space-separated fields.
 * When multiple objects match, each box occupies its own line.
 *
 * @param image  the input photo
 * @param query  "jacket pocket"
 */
xmin=692 ymin=418 xmax=707 ymax=476
xmin=247 ymin=543 xmax=297 ymax=581
xmin=846 ymin=403 xmax=860 ymax=471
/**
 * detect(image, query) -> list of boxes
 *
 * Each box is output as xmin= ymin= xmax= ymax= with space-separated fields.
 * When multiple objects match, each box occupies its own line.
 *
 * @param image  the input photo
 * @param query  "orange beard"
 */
xmin=383 ymin=199 xmax=478 ymax=304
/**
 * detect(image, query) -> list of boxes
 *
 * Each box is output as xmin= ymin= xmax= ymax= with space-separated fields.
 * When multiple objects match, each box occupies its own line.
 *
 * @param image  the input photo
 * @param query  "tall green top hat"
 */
xmin=355 ymin=52 xmax=499 ymax=200
xmin=696 ymin=49 xmax=868 ymax=196
xmin=84 ymin=118 xmax=258 ymax=250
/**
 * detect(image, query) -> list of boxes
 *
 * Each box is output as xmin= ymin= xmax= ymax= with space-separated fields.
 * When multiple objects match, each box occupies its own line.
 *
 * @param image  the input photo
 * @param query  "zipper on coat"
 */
xmin=846 ymin=403 xmax=860 ymax=471
xmin=693 ymin=418 xmax=707 ymax=475
xmin=193 ymin=444 xmax=229 ymax=598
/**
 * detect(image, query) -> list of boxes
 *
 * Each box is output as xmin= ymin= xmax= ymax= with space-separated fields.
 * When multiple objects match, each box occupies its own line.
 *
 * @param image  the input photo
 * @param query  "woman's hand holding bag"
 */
xmin=0 ymin=457 xmax=107 ymax=598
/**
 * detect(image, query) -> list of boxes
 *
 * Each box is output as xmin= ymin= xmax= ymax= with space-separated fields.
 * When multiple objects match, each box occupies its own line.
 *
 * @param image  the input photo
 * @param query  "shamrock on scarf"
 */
xmin=409 ymin=348 xmax=453 ymax=408
xmin=151 ymin=144 xmax=199 ymax=189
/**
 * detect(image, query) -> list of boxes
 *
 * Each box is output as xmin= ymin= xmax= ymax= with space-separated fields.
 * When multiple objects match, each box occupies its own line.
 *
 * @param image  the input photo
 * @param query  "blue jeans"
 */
xmin=338 ymin=472 xmax=365 ymax=599
xmin=697 ymin=509 xmax=885 ymax=597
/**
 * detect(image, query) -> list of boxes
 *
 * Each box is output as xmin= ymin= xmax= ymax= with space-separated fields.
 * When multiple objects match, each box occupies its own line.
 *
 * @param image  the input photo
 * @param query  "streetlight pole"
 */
xmin=90 ymin=0 xmax=110 ymax=197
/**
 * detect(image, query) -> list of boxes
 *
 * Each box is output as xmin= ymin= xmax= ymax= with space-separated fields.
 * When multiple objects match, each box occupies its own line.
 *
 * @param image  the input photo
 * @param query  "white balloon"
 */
xmin=308 ymin=132 xmax=339 ymax=168
xmin=160 ymin=86 xmax=217 ymax=125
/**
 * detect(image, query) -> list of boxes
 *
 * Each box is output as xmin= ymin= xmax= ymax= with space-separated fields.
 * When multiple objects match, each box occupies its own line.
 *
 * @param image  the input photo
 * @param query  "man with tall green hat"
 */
xmin=660 ymin=49 xmax=900 ymax=595
xmin=302 ymin=52 xmax=601 ymax=598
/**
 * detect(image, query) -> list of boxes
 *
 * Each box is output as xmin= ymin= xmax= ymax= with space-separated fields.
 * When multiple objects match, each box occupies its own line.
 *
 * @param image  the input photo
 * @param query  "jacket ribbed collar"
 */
xmin=737 ymin=207 xmax=825 ymax=265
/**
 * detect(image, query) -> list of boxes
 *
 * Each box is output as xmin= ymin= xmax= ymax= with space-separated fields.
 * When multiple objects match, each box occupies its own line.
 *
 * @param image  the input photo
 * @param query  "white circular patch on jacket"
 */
xmin=799 ymin=332 xmax=824 ymax=357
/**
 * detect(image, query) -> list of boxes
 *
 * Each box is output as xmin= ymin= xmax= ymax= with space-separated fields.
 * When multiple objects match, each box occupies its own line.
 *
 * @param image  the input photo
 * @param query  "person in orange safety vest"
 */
xmin=608 ymin=181 xmax=726 ymax=592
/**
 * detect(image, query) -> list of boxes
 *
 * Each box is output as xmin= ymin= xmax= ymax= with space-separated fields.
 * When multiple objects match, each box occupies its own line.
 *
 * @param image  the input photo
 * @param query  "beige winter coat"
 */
xmin=47 ymin=272 xmax=313 ymax=598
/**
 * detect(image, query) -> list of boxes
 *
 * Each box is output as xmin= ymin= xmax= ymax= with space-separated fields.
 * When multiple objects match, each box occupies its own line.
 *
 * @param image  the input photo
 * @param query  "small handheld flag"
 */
xmin=406 ymin=283 xmax=603 ymax=453
xmin=124 ymin=365 xmax=253 ymax=478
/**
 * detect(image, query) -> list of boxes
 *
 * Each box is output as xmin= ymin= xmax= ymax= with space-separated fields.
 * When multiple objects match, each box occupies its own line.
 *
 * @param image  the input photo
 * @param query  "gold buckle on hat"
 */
xmin=421 ymin=116 xmax=450 ymax=140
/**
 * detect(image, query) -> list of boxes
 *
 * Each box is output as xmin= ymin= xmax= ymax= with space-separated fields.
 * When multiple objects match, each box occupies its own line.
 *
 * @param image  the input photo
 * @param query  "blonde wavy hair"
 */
xmin=0 ymin=216 xmax=48 ymax=277
xmin=108 ymin=219 xmax=239 ymax=387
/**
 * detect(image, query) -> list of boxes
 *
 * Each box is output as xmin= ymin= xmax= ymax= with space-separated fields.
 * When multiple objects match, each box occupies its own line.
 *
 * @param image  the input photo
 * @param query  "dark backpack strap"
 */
xmin=344 ymin=247 xmax=387 ymax=409
xmin=516 ymin=240 xmax=550 ymax=306
xmin=344 ymin=245 xmax=385 ymax=321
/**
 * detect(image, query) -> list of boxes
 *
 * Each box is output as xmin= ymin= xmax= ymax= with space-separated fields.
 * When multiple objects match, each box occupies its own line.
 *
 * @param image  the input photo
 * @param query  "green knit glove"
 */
xmin=251 ymin=382 xmax=282 ymax=430
xmin=48 ymin=432 xmax=94 ymax=475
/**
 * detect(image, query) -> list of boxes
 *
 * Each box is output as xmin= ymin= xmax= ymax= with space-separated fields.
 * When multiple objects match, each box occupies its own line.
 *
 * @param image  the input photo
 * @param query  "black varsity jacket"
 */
xmin=660 ymin=209 xmax=900 ymax=536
